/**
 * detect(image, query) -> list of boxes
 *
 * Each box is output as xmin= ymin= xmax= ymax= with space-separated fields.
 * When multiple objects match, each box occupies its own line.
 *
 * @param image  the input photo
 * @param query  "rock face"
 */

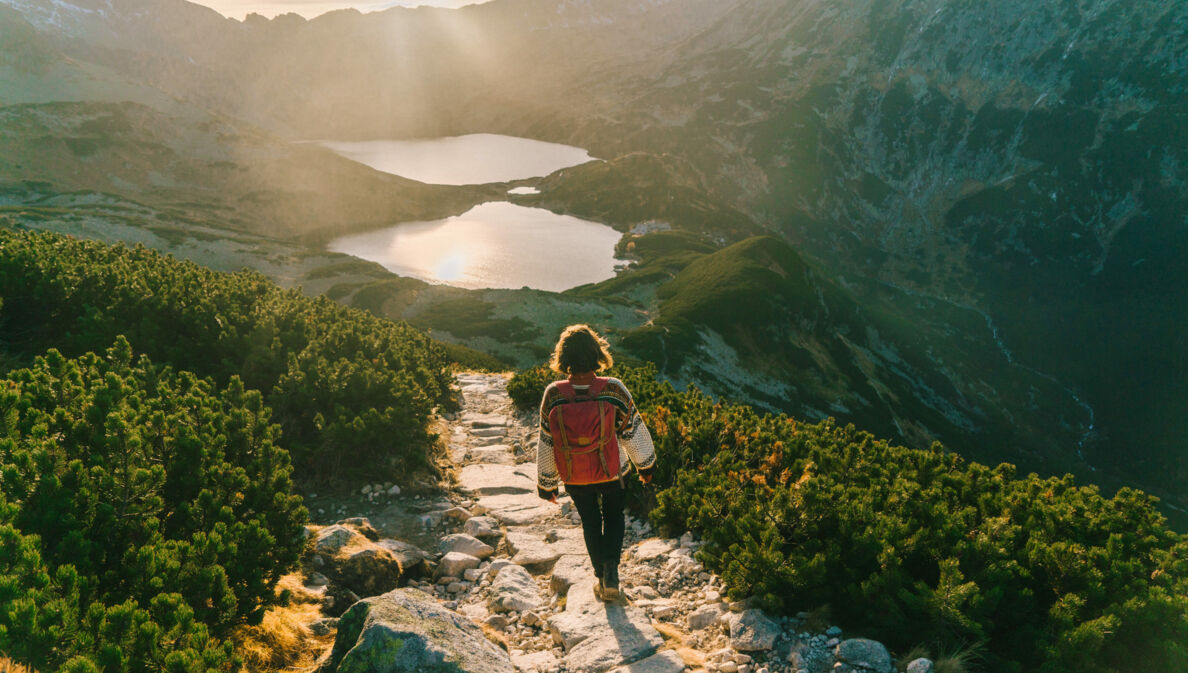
xmin=317 ymin=588 xmax=513 ymax=673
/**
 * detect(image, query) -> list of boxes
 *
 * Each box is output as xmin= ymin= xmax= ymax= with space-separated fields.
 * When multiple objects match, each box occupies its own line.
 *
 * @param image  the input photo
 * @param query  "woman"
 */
xmin=537 ymin=324 xmax=656 ymax=601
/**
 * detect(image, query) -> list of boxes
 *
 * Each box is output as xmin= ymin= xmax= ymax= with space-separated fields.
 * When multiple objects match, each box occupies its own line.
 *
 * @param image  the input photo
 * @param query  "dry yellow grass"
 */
xmin=232 ymin=573 xmax=336 ymax=673
xmin=0 ymin=658 xmax=35 ymax=673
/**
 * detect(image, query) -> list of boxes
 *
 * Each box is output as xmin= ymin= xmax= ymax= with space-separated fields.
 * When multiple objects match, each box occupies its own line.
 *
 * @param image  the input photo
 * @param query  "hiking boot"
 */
xmin=602 ymin=562 xmax=620 ymax=601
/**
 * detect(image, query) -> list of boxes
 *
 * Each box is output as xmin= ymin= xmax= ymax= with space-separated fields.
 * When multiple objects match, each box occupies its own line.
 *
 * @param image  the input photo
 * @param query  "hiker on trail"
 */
xmin=537 ymin=324 xmax=656 ymax=601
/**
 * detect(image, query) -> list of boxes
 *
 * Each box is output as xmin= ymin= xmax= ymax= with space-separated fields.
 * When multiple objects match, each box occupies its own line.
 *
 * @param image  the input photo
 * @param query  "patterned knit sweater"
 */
xmin=537 ymin=376 xmax=656 ymax=493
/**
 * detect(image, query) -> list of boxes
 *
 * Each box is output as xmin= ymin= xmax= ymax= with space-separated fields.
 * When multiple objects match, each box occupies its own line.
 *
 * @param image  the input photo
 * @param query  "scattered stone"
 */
xmin=826 ymin=626 xmax=842 ymax=637
xmin=729 ymin=610 xmax=781 ymax=651
xmin=834 ymin=639 xmax=892 ymax=673
xmin=486 ymin=614 xmax=511 ymax=630
xmin=306 ymin=571 xmax=329 ymax=587
xmin=441 ymin=533 xmax=496 ymax=559
xmin=688 ymin=603 xmax=725 ymax=630
xmin=388 ymin=484 xmax=401 ymax=495
xmin=652 ymin=604 xmax=677 ymax=619
xmin=521 ymin=611 xmax=541 ymax=627
xmin=489 ymin=564 xmax=544 ymax=613
xmin=906 ymin=658 xmax=935 ymax=673
xmin=464 ymin=515 xmax=504 ymax=542
xmin=632 ymin=538 xmax=677 ymax=562
xmin=437 ymin=551 xmax=482 ymax=578
xmin=445 ymin=506 xmax=474 ymax=521
xmin=309 ymin=616 xmax=339 ymax=636
xmin=464 ymin=568 xmax=486 ymax=582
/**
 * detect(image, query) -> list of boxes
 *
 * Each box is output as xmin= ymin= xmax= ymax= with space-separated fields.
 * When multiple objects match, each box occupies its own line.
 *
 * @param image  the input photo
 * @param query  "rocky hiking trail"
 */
xmin=306 ymin=373 xmax=930 ymax=673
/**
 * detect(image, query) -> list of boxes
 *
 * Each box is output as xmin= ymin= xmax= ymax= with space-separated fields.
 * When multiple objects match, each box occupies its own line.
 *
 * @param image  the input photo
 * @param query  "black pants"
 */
xmin=566 ymin=480 xmax=625 ymax=577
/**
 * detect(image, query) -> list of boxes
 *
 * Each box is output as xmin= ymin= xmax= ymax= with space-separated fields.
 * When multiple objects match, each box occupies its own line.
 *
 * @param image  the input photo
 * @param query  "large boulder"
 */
xmin=316 ymin=525 xmax=365 ymax=554
xmin=727 ymin=609 xmax=780 ymax=651
xmin=834 ymin=639 xmax=892 ymax=673
xmin=334 ymin=546 xmax=403 ymax=598
xmin=376 ymin=539 xmax=432 ymax=579
xmin=317 ymin=588 xmax=513 ymax=673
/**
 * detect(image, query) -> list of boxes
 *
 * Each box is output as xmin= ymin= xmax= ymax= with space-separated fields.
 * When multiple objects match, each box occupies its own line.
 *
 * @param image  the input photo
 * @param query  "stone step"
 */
xmin=548 ymin=580 xmax=664 ymax=673
xmin=458 ymin=464 xmax=536 ymax=496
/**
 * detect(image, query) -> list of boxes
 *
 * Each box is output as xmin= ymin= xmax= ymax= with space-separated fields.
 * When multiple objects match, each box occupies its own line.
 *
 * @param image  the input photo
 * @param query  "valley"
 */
xmin=0 ymin=0 xmax=1185 ymax=526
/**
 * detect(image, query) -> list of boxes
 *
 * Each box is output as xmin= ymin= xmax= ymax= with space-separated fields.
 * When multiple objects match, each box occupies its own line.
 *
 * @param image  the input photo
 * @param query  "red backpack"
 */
xmin=547 ymin=378 xmax=622 ymax=485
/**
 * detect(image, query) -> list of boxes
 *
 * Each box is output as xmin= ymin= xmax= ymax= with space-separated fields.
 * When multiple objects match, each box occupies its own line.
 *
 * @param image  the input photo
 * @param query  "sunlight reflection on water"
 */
xmin=328 ymin=202 xmax=623 ymax=292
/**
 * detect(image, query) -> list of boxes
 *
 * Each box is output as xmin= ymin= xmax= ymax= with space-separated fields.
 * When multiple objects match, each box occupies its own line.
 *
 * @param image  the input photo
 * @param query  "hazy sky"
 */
xmin=193 ymin=0 xmax=488 ymax=19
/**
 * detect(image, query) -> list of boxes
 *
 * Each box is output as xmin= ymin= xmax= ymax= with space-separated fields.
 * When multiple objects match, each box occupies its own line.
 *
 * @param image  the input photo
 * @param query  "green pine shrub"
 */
xmin=508 ymin=364 xmax=1188 ymax=672
xmin=0 ymin=339 xmax=307 ymax=672
xmin=0 ymin=229 xmax=455 ymax=480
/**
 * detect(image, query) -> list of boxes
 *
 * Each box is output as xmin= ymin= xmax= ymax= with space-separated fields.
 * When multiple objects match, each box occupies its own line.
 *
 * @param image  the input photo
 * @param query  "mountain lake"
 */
xmin=327 ymin=201 xmax=623 ymax=292
xmin=321 ymin=134 xmax=623 ymax=291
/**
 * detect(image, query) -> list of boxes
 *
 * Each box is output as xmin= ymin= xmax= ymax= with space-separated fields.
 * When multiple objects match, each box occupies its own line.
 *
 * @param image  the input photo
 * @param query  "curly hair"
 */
xmin=548 ymin=324 xmax=614 ymax=375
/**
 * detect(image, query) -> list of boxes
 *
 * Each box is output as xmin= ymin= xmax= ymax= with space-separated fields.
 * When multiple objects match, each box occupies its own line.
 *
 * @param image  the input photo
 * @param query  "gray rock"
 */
xmin=464 ymin=412 xmax=509 ymax=428
xmin=310 ymin=617 xmax=339 ymax=637
xmin=445 ymin=507 xmax=474 ymax=522
xmin=550 ymin=554 xmax=595 ymax=594
xmin=459 ymin=464 xmax=537 ymax=497
xmin=472 ymin=426 xmax=508 ymax=438
xmin=906 ymin=658 xmax=935 ymax=673
xmin=489 ymin=564 xmax=543 ymax=613
xmin=475 ymin=494 xmax=555 ymax=525
xmin=687 ymin=603 xmax=725 ymax=630
xmin=631 ymin=539 xmax=676 ymax=562
xmin=316 ymin=525 xmax=363 ymax=554
xmin=470 ymin=446 xmax=517 ymax=465
xmin=335 ymin=545 xmax=404 ymax=598
xmin=826 ymin=626 xmax=842 ymax=637
xmin=506 ymin=527 xmax=586 ymax=570
xmin=376 ymin=539 xmax=431 ymax=579
xmin=437 ymin=551 xmax=482 ymax=578
xmin=441 ymin=533 xmax=496 ymax=559
xmin=834 ymin=639 xmax=892 ymax=673
xmin=608 ymin=650 xmax=686 ymax=673
xmin=317 ymin=588 xmax=512 ymax=673
xmin=512 ymin=650 xmax=559 ymax=672
xmin=464 ymin=516 xmax=504 ymax=542
xmin=548 ymin=580 xmax=664 ymax=673
xmin=729 ymin=609 xmax=781 ymax=651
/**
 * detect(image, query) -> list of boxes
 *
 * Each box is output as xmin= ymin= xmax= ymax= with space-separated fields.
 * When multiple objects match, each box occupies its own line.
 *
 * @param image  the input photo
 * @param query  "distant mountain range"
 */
xmin=2 ymin=0 xmax=1185 ymax=517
